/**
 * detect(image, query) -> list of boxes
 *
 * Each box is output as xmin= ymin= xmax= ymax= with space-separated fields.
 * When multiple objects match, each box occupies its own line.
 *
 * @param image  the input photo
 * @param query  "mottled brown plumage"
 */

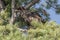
xmin=15 ymin=6 xmax=43 ymax=28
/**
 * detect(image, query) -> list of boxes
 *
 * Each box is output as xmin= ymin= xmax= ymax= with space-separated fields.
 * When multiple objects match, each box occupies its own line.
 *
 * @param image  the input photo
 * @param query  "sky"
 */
xmin=47 ymin=0 xmax=60 ymax=24
xmin=47 ymin=8 xmax=60 ymax=24
xmin=35 ymin=0 xmax=60 ymax=24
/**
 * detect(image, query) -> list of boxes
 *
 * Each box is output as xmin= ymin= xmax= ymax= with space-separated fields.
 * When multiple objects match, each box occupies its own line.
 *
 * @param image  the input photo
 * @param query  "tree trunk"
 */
xmin=0 ymin=0 xmax=4 ymax=12
xmin=9 ymin=0 xmax=16 ymax=24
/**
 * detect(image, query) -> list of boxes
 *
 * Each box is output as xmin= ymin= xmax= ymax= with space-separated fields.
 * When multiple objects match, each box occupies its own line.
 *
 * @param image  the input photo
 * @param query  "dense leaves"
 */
xmin=0 ymin=21 xmax=60 ymax=40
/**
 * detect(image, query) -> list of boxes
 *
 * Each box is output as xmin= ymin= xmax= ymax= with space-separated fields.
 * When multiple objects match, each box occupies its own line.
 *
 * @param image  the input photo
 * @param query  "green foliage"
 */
xmin=31 ymin=19 xmax=43 ymax=28
xmin=0 ymin=24 xmax=29 ymax=40
xmin=0 ymin=21 xmax=60 ymax=40
xmin=0 ymin=10 xmax=10 ymax=20
xmin=0 ymin=19 xmax=4 ymax=25
xmin=28 ymin=21 xmax=60 ymax=40
xmin=0 ymin=10 xmax=10 ymax=25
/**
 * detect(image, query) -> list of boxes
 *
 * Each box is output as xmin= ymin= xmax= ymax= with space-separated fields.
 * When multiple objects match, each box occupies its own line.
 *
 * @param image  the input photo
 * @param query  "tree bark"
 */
xmin=9 ymin=0 xmax=16 ymax=24
xmin=0 ymin=0 xmax=4 ymax=12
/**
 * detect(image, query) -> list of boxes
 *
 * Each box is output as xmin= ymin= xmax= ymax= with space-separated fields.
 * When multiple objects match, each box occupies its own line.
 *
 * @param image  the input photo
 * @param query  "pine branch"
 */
xmin=25 ymin=0 xmax=40 ymax=9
